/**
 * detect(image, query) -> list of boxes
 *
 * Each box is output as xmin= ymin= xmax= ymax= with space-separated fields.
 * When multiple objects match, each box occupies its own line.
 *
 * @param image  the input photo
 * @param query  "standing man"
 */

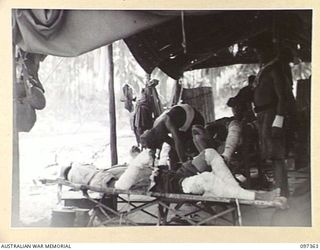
xmin=250 ymin=33 xmax=294 ymax=198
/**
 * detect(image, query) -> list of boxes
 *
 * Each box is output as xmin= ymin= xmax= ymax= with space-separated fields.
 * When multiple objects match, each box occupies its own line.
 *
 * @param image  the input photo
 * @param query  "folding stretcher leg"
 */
xmin=157 ymin=201 xmax=170 ymax=225
xmin=235 ymin=199 xmax=242 ymax=226
xmin=156 ymin=199 xmax=240 ymax=226
xmin=158 ymin=201 xmax=199 ymax=225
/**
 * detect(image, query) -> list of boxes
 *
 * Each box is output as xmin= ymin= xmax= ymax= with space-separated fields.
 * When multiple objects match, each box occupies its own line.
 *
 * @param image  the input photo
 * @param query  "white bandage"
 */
xmin=272 ymin=115 xmax=284 ymax=128
xmin=204 ymin=148 xmax=238 ymax=186
xmin=115 ymin=150 xmax=152 ymax=190
xmin=158 ymin=143 xmax=170 ymax=166
xmin=182 ymin=171 xmax=255 ymax=200
xmin=181 ymin=173 xmax=206 ymax=194
xmin=222 ymin=120 xmax=241 ymax=160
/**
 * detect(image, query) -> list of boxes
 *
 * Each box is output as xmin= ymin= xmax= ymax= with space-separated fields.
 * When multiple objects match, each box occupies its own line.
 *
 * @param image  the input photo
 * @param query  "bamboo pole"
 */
xmin=12 ymin=45 xmax=20 ymax=226
xmin=107 ymin=44 xmax=118 ymax=165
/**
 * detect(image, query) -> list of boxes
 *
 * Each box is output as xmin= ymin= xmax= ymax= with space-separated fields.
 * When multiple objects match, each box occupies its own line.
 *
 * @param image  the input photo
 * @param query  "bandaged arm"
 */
xmin=222 ymin=120 xmax=241 ymax=161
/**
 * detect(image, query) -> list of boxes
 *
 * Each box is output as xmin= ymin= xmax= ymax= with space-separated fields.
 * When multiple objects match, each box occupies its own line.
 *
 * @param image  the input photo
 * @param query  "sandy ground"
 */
xmin=18 ymin=123 xmax=136 ymax=226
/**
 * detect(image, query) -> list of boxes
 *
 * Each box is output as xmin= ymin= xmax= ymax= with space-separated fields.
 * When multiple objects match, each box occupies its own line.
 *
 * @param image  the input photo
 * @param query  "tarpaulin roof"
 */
xmin=124 ymin=10 xmax=312 ymax=79
xmin=13 ymin=10 xmax=312 ymax=79
xmin=13 ymin=9 xmax=173 ymax=57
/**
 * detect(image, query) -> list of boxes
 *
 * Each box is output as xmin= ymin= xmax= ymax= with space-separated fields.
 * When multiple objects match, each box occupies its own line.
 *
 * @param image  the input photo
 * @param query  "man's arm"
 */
xmin=271 ymin=66 xmax=287 ymax=131
xmin=164 ymin=115 xmax=187 ymax=162
xmin=272 ymin=66 xmax=287 ymax=116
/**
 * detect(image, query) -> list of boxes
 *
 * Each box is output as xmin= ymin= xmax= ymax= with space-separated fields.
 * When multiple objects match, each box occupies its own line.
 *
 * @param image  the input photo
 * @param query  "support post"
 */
xmin=170 ymin=79 xmax=182 ymax=106
xmin=12 ymin=45 xmax=20 ymax=226
xmin=145 ymin=73 xmax=151 ymax=86
xmin=107 ymin=44 xmax=118 ymax=165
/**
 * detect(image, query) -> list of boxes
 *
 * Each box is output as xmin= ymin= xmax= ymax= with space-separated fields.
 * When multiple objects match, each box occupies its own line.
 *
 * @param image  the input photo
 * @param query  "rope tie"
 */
xmin=181 ymin=11 xmax=187 ymax=54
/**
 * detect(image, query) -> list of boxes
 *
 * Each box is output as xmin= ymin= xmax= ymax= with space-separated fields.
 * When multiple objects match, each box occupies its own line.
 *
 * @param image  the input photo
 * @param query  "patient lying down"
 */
xmin=61 ymin=149 xmax=154 ymax=191
xmin=60 ymin=148 xmax=282 ymax=202
xmin=149 ymin=148 xmax=282 ymax=202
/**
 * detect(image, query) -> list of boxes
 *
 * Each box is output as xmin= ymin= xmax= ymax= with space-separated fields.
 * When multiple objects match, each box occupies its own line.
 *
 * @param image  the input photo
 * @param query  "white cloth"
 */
xmin=272 ymin=115 xmax=284 ymax=128
xmin=114 ymin=149 xmax=153 ymax=190
xmin=182 ymin=148 xmax=255 ymax=200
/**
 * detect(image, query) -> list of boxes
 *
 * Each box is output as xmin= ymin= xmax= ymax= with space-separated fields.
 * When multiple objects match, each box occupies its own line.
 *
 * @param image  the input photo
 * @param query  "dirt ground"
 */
xmin=18 ymin=123 xmax=136 ymax=226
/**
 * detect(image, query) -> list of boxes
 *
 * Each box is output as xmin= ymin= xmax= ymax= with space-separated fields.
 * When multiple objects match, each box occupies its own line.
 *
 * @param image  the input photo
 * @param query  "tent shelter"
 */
xmin=12 ymin=9 xmax=312 ymax=225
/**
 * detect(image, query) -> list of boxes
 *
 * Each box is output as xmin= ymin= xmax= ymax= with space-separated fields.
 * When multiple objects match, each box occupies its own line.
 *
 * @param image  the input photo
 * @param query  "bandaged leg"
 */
xmin=115 ymin=149 xmax=153 ymax=190
xmin=204 ymin=148 xmax=239 ymax=187
xmin=181 ymin=172 xmax=255 ymax=200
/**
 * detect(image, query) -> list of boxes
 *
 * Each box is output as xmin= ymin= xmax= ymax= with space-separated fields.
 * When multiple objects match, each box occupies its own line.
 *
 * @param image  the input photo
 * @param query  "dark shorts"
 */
xmin=256 ymin=109 xmax=286 ymax=160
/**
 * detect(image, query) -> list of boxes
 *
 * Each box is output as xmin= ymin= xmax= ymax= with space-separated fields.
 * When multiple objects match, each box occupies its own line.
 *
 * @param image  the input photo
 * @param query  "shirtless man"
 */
xmin=140 ymin=104 xmax=205 ymax=168
xmin=250 ymin=33 xmax=294 ymax=197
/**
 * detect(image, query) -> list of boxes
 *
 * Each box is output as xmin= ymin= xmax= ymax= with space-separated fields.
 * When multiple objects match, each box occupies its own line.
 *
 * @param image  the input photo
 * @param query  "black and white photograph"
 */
xmin=7 ymin=6 xmax=315 ymax=235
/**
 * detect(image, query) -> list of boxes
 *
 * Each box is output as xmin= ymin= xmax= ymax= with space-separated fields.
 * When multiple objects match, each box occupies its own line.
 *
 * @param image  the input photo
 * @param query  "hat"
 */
xmin=226 ymin=97 xmax=238 ymax=108
xmin=226 ymin=96 xmax=246 ymax=112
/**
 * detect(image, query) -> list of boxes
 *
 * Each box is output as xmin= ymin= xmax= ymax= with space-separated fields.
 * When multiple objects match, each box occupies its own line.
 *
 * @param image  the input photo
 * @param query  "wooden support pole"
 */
xmin=170 ymin=79 xmax=182 ymax=107
xmin=12 ymin=45 xmax=20 ymax=226
xmin=145 ymin=73 xmax=151 ymax=85
xmin=107 ymin=44 xmax=118 ymax=166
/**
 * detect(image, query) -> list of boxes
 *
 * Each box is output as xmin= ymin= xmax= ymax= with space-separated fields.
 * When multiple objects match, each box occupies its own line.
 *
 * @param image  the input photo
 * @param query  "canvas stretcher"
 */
xmin=39 ymin=178 xmax=286 ymax=227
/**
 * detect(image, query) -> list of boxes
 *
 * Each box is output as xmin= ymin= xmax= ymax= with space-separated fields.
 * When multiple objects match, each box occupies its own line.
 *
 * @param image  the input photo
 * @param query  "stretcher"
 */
xmin=42 ymin=178 xmax=286 ymax=227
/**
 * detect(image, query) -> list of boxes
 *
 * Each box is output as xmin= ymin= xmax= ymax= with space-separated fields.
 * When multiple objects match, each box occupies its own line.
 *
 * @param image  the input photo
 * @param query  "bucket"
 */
xmin=51 ymin=207 xmax=76 ymax=227
xmin=74 ymin=208 xmax=90 ymax=227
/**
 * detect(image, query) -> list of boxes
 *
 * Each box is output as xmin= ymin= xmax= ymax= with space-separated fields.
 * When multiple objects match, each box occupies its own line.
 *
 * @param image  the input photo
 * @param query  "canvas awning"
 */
xmin=12 ymin=9 xmax=174 ymax=57
xmin=13 ymin=9 xmax=312 ymax=78
xmin=124 ymin=10 xmax=312 ymax=79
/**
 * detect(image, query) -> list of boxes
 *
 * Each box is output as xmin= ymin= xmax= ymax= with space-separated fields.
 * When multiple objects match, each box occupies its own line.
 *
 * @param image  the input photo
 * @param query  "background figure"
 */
xmin=250 ymin=32 xmax=296 ymax=197
xmin=132 ymin=79 xmax=163 ymax=147
xmin=132 ymin=87 xmax=154 ymax=146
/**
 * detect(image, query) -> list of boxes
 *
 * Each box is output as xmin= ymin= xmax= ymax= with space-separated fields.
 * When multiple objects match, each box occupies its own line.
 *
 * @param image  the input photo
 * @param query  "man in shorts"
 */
xmin=140 ymin=104 xmax=205 ymax=169
xmin=250 ymin=33 xmax=295 ymax=197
